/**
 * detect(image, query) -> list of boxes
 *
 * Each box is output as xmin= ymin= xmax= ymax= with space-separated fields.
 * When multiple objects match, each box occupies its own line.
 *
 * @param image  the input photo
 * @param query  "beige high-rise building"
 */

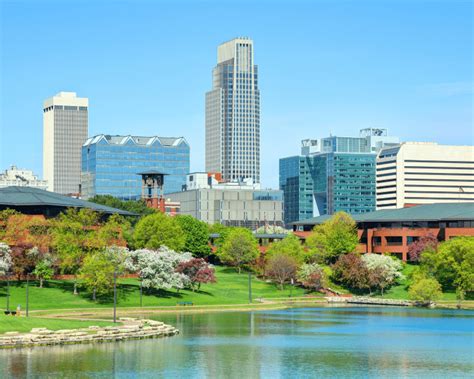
xmin=205 ymin=37 xmax=260 ymax=183
xmin=43 ymin=92 xmax=88 ymax=194
xmin=376 ymin=142 xmax=474 ymax=209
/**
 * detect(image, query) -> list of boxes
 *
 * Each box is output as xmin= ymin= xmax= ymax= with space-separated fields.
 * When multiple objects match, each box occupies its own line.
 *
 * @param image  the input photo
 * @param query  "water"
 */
xmin=0 ymin=306 xmax=473 ymax=378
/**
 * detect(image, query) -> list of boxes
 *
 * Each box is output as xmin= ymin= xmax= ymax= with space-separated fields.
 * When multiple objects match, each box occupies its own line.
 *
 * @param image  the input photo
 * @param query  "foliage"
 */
xmin=217 ymin=228 xmax=259 ymax=273
xmin=265 ymin=253 xmax=298 ymax=290
xmin=175 ymin=258 xmax=216 ymax=291
xmin=331 ymin=253 xmax=370 ymax=291
xmin=305 ymin=212 xmax=359 ymax=263
xmin=208 ymin=223 xmax=234 ymax=249
xmin=32 ymin=259 xmax=54 ymax=288
xmin=1 ymin=214 xmax=51 ymax=253
xmin=297 ymin=263 xmax=326 ymax=291
xmin=254 ymin=225 xmax=290 ymax=235
xmin=175 ymin=215 xmax=211 ymax=257
xmin=407 ymin=234 xmax=438 ymax=262
xmin=133 ymin=212 xmax=185 ymax=251
xmin=409 ymin=277 xmax=442 ymax=302
xmin=88 ymin=194 xmax=156 ymax=219
xmin=265 ymin=234 xmax=306 ymax=264
xmin=420 ymin=237 xmax=474 ymax=299
xmin=0 ymin=242 xmax=12 ymax=275
xmin=125 ymin=247 xmax=192 ymax=290
xmin=361 ymin=254 xmax=404 ymax=295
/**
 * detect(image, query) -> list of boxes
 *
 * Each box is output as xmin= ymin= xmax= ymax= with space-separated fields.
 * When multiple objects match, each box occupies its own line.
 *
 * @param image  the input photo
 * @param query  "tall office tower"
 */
xmin=377 ymin=142 xmax=474 ymax=209
xmin=280 ymin=129 xmax=399 ymax=226
xmin=43 ymin=92 xmax=88 ymax=194
xmin=205 ymin=37 xmax=260 ymax=183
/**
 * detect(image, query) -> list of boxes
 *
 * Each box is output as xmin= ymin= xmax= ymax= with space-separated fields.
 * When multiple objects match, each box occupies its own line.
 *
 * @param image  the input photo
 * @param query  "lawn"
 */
xmin=0 ymin=315 xmax=114 ymax=334
xmin=0 ymin=267 xmax=312 ymax=312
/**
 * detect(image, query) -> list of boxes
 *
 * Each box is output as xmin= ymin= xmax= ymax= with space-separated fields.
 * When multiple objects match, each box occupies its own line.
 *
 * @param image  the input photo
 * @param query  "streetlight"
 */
xmin=6 ymin=272 xmax=10 ymax=312
xmin=248 ymin=272 xmax=252 ymax=304
xmin=113 ymin=269 xmax=117 ymax=323
xmin=26 ymin=274 xmax=29 ymax=317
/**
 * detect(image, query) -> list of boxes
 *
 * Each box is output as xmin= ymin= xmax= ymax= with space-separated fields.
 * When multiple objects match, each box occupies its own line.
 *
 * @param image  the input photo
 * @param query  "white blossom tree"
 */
xmin=125 ymin=247 xmax=192 ymax=291
xmin=0 ymin=242 xmax=12 ymax=275
xmin=362 ymin=254 xmax=404 ymax=295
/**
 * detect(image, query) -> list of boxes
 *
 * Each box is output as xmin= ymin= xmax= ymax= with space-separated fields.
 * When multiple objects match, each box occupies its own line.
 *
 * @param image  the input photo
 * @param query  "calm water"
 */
xmin=0 ymin=306 xmax=473 ymax=378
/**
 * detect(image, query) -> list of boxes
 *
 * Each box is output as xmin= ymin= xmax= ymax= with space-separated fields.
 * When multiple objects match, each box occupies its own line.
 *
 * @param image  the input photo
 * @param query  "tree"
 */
xmin=254 ymin=225 xmax=290 ymax=235
xmin=265 ymin=234 xmax=306 ymax=264
xmin=133 ymin=212 xmax=185 ymax=251
xmin=409 ymin=277 xmax=442 ymax=303
xmin=331 ymin=253 xmax=370 ymax=291
xmin=175 ymin=215 xmax=211 ymax=257
xmin=217 ymin=228 xmax=259 ymax=273
xmin=265 ymin=253 xmax=298 ymax=290
xmin=0 ymin=242 xmax=12 ymax=275
xmin=407 ymin=234 xmax=438 ymax=262
xmin=32 ymin=259 xmax=54 ymax=288
xmin=88 ymin=195 xmax=156 ymax=219
xmin=305 ymin=212 xmax=359 ymax=263
xmin=125 ymin=247 xmax=192 ymax=291
xmin=361 ymin=254 xmax=404 ymax=296
xmin=421 ymin=237 xmax=474 ymax=301
xmin=175 ymin=258 xmax=216 ymax=291
xmin=80 ymin=246 xmax=129 ymax=300
xmin=297 ymin=263 xmax=326 ymax=291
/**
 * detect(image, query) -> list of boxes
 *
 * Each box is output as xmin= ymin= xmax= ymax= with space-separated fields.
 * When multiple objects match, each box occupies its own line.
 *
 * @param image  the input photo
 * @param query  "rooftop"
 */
xmin=83 ymin=135 xmax=189 ymax=148
xmin=292 ymin=203 xmax=474 ymax=226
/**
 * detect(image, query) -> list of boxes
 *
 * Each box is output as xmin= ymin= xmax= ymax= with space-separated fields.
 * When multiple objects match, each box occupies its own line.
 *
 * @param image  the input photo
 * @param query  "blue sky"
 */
xmin=1 ymin=0 xmax=472 ymax=188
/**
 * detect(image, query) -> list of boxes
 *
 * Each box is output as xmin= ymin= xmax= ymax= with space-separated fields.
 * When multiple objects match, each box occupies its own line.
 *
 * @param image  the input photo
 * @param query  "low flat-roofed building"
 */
xmin=292 ymin=202 xmax=474 ymax=261
xmin=0 ymin=166 xmax=48 ymax=190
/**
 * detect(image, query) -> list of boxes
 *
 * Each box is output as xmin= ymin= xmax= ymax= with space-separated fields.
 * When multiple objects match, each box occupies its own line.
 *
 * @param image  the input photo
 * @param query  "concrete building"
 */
xmin=43 ymin=92 xmax=88 ymax=195
xmin=167 ymin=173 xmax=283 ymax=229
xmin=280 ymin=129 xmax=399 ymax=226
xmin=377 ymin=142 xmax=474 ymax=209
xmin=205 ymin=37 xmax=260 ymax=183
xmin=81 ymin=135 xmax=190 ymax=200
xmin=0 ymin=166 xmax=48 ymax=190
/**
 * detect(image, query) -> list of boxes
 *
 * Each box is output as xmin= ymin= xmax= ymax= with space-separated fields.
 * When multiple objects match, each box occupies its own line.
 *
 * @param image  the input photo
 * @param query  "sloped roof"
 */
xmin=292 ymin=203 xmax=474 ymax=226
xmin=83 ymin=135 xmax=189 ymax=148
xmin=0 ymin=186 xmax=137 ymax=216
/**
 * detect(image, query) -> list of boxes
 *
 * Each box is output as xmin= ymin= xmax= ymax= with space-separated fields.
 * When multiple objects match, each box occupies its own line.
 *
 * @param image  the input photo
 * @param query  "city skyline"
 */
xmin=1 ymin=1 xmax=472 ymax=189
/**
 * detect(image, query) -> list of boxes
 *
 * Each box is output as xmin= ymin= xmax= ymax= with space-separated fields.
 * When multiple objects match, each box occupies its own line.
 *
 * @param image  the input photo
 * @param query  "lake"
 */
xmin=0 ymin=306 xmax=473 ymax=378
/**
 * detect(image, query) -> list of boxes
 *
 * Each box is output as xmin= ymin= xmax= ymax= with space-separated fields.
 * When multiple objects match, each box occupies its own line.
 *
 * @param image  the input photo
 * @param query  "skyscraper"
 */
xmin=43 ymin=92 xmax=88 ymax=194
xmin=205 ymin=37 xmax=260 ymax=183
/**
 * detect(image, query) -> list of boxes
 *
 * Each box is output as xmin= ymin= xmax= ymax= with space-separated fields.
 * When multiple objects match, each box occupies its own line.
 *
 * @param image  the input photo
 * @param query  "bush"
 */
xmin=297 ymin=263 xmax=325 ymax=291
xmin=409 ymin=277 xmax=442 ymax=302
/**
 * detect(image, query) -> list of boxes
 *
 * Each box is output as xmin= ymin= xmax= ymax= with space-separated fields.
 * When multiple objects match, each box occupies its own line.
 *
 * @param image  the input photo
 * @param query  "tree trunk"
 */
xmin=73 ymin=277 xmax=78 ymax=295
xmin=279 ymin=282 xmax=284 ymax=291
xmin=238 ymin=266 xmax=241 ymax=274
xmin=92 ymin=288 xmax=96 ymax=301
xmin=39 ymin=278 xmax=43 ymax=288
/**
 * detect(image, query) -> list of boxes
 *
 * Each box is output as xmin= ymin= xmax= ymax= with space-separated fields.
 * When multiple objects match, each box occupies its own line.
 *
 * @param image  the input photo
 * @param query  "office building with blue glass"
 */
xmin=81 ymin=135 xmax=190 ymax=200
xmin=279 ymin=129 xmax=398 ymax=226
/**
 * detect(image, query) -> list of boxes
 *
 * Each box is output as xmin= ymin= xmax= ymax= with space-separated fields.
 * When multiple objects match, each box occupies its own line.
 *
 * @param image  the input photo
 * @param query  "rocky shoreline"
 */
xmin=326 ymin=296 xmax=412 ymax=306
xmin=0 ymin=318 xmax=179 ymax=349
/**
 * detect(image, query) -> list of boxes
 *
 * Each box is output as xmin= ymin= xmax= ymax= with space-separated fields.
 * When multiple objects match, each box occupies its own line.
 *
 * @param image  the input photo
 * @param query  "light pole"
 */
xmin=6 ymin=272 xmax=10 ymax=312
xmin=140 ymin=280 xmax=143 ymax=308
xmin=113 ymin=269 xmax=117 ymax=323
xmin=26 ymin=274 xmax=29 ymax=317
xmin=248 ymin=272 xmax=252 ymax=304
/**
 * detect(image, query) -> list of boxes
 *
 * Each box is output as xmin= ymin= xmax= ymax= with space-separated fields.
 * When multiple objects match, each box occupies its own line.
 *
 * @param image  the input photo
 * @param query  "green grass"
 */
xmin=0 ymin=315 xmax=114 ymax=334
xmin=0 ymin=267 xmax=312 ymax=312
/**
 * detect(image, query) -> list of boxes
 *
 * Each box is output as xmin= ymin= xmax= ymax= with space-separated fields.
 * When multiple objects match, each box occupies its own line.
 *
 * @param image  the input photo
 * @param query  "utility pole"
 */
xmin=248 ymin=272 xmax=252 ymax=304
xmin=26 ymin=275 xmax=29 ymax=317
xmin=140 ymin=280 xmax=143 ymax=308
xmin=6 ymin=272 xmax=10 ymax=312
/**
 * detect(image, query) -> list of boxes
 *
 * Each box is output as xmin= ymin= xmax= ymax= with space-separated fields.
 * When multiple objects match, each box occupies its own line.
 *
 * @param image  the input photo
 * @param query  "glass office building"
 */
xmin=81 ymin=135 xmax=190 ymax=200
xmin=279 ymin=130 xmax=398 ymax=226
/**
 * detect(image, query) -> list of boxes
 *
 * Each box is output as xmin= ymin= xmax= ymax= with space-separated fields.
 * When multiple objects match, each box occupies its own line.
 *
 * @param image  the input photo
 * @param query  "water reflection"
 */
xmin=0 ymin=307 xmax=473 ymax=378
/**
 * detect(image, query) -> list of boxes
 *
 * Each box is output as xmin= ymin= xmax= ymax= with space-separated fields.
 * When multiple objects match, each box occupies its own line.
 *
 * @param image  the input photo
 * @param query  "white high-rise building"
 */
xmin=0 ymin=165 xmax=48 ymax=190
xmin=43 ymin=92 xmax=88 ymax=194
xmin=205 ymin=37 xmax=260 ymax=183
xmin=376 ymin=142 xmax=474 ymax=209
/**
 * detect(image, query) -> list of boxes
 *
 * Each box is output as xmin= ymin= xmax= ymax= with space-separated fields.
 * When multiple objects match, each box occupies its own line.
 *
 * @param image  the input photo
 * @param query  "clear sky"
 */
xmin=1 ymin=0 xmax=472 ymax=188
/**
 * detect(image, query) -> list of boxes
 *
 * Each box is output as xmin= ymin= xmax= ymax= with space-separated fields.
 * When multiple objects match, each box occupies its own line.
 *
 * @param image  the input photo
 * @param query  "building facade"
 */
xmin=43 ymin=92 xmax=88 ymax=194
xmin=205 ymin=37 xmax=260 ymax=183
xmin=167 ymin=173 xmax=282 ymax=229
xmin=0 ymin=166 xmax=48 ymax=190
xmin=377 ymin=142 xmax=474 ymax=209
xmin=280 ymin=129 xmax=398 ymax=226
xmin=81 ymin=135 xmax=190 ymax=200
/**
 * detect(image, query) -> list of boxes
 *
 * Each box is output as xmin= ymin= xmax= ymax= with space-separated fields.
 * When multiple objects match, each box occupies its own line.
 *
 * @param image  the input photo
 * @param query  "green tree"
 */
xmin=265 ymin=234 xmax=306 ymax=263
xmin=133 ymin=212 xmax=185 ymax=251
xmin=409 ymin=277 xmax=442 ymax=303
xmin=32 ymin=258 xmax=54 ymax=288
xmin=175 ymin=215 xmax=211 ymax=257
xmin=421 ymin=237 xmax=474 ymax=301
xmin=209 ymin=223 xmax=234 ymax=249
xmin=88 ymin=194 xmax=155 ymax=220
xmin=218 ymin=228 xmax=259 ymax=273
xmin=305 ymin=212 xmax=359 ymax=263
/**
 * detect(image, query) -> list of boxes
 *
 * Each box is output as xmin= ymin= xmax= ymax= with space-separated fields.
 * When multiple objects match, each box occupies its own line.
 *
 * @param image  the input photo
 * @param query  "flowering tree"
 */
xmin=331 ymin=253 xmax=370 ymax=291
xmin=297 ymin=263 xmax=326 ymax=291
xmin=361 ymin=254 xmax=404 ymax=296
xmin=176 ymin=258 xmax=216 ymax=291
xmin=265 ymin=253 xmax=298 ymax=290
xmin=0 ymin=242 xmax=12 ymax=275
xmin=407 ymin=234 xmax=438 ymax=262
xmin=125 ymin=247 xmax=192 ymax=291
